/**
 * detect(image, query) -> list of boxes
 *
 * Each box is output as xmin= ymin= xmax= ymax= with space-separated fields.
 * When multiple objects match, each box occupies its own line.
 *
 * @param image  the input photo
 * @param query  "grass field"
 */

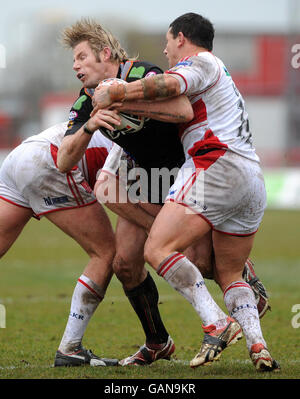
xmin=0 ymin=209 xmax=299 ymax=381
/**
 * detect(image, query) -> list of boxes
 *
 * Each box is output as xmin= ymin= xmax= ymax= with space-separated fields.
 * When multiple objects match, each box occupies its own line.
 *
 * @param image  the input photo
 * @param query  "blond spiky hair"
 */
xmin=61 ymin=18 xmax=128 ymax=62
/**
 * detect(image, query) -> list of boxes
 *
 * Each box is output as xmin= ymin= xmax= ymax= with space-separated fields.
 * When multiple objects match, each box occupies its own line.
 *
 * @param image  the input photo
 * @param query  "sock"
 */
xmin=124 ymin=272 xmax=169 ymax=346
xmin=58 ymin=274 xmax=105 ymax=354
xmin=157 ymin=252 xmax=228 ymax=327
xmin=223 ymin=281 xmax=266 ymax=351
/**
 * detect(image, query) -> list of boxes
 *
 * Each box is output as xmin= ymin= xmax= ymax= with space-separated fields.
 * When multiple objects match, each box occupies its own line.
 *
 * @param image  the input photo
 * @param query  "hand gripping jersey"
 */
xmin=166 ymin=52 xmax=259 ymax=163
xmin=65 ymin=60 xmax=185 ymax=173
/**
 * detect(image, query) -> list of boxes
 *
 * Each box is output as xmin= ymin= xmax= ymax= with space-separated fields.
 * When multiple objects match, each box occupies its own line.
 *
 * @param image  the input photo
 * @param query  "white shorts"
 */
xmin=0 ymin=141 xmax=96 ymax=218
xmin=165 ymin=150 xmax=267 ymax=235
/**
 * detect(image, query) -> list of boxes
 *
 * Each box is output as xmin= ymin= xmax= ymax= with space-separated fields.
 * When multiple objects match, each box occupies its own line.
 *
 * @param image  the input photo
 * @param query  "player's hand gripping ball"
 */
xmin=96 ymin=78 xmax=144 ymax=139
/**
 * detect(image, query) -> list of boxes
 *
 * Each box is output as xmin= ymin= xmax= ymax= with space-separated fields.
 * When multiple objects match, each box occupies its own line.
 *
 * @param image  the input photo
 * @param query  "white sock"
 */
xmin=58 ymin=275 xmax=105 ymax=354
xmin=157 ymin=252 xmax=228 ymax=327
xmin=224 ymin=281 xmax=266 ymax=351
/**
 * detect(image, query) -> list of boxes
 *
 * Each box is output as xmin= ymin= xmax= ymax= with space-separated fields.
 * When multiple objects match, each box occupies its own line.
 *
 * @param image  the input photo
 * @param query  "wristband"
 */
xmin=83 ymin=122 xmax=94 ymax=135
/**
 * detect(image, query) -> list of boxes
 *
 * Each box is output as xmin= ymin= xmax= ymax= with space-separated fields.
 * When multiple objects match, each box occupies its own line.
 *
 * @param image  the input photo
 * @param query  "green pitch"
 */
xmin=0 ymin=209 xmax=299 ymax=379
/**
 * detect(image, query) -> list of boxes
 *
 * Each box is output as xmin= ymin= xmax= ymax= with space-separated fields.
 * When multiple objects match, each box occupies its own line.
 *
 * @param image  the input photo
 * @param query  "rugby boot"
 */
xmin=250 ymin=343 xmax=280 ymax=372
xmin=190 ymin=317 xmax=242 ymax=368
xmin=54 ymin=346 xmax=118 ymax=367
xmin=243 ymin=258 xmax=271 ymax=318
xmin=119 ymin=335 xmax=175 ymax=366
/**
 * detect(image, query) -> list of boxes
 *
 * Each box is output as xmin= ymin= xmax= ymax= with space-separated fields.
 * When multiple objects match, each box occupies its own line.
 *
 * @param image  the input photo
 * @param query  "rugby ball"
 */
xmin=97 ymin=78 xmax=144 ymax=139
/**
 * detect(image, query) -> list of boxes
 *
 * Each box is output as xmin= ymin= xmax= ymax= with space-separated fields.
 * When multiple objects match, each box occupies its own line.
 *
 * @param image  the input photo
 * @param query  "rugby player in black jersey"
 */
xmin=57 ymin=18 xmax=194 ymax=366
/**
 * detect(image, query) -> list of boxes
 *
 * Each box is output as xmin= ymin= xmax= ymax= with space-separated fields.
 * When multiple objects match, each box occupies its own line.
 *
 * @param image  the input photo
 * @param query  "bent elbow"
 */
xmin=179 ymin=106 xmax=194 ymax=123
xmin=56 ymin=152 xmax=70 ymax=174
xmin=186 ymin=107 xmax=194 ymax=122
xmin=57 ymin=164 xmax=69 ymax=174
xmin=58 ymin=165 xmax=69 ymax=174
xmin=95 ymin=182 xmax=107 ymax=204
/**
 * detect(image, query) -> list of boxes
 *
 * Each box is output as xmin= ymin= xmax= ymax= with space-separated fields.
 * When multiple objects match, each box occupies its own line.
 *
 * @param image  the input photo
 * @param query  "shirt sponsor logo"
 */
xmin=190 ymin=197 xmax=207 ymax=210
xmin=69 ymin=111 xmax=78 ymax=120
xmin=129 ymin=66 xmax=146 ymax=79
xmin=67 ymin=120 xmax=74 ymax=130
xmin=145 ymin=71 xmax=158 ymax=78
xmin=72 ymin=95 xmax=88 ymax=111
xmin=176 ymin=60 xmax=193 ymax=67
xmin=70 ymin=312 xmax=84 ymax=320
xmin=44 ymin=195 xmax=70 ymax=206
xmin=231 ymin=304 xmax=257 ymax=315
xmin=170 ymin=60 xmax=193 ymax=72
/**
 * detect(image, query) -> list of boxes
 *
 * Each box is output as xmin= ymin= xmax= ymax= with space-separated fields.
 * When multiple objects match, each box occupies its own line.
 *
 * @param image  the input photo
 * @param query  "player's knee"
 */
xmin=195 ymin=262 xmax=214 ymax=279
xmin=113 ymin=254 xmax=133 ymax=282
xmin=189 ymin=255 xmax=214 ymax=279
xmin=87 ymin=240 xmax=115 ymax=264
xmin=113 ymin=253 xmax=145 ymax=287
xmin=184 ymin=246 xmax=214 ymax=279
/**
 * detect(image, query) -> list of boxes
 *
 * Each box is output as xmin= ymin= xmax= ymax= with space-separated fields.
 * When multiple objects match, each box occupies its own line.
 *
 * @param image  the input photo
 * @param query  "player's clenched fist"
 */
xmin=92 ymin=81 xmax=126 ymax=115
xmin=87 ymin=109 xmax=121 ymax=132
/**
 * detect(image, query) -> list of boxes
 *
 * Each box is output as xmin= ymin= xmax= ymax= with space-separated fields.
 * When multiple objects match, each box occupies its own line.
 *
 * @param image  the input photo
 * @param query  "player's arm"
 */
xmin=94 ymin=144 xmax=155 ymax=232
xmin=57 ymin=109 xmax=121 ymax=173
xmin=92 ymin=74 xmax=181 ymax=114
xmin=95 ymin=173 xmax=155 ymax=233
xmin=115 ymin=94 xmax=193 ymax=123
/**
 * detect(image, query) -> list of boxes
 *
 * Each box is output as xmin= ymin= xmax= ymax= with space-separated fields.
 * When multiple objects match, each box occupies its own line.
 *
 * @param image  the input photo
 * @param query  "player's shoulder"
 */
xmin=125 ymin=60 xmax=163 ymax=82
xmin=193 ymin=52 xmax=221 ymax=75
xmin=172 ymin=52 xmax=218 ymax=70
xmin=70 ymin=87 xmax=92 ymax=111
xmin=170 ymin=52 xmax=221 ymax=83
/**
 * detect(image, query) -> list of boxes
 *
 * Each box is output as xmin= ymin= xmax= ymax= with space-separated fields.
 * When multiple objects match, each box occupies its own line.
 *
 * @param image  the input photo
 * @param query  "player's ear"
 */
xmin=101 ymin=47 xmax=112 ymax=62
xmin=177 ymin=32 xmax=185 ymax=48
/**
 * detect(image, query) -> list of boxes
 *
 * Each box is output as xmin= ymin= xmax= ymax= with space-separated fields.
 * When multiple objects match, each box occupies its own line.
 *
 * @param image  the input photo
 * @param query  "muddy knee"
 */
xmin=113 ymin=254 xmax=146 ymax=288
xmin=195 ymin=262 xmax=214 ymax=279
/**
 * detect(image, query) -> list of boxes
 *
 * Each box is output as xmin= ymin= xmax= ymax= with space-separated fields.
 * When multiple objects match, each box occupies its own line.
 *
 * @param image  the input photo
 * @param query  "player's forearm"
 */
xmin=57 ymin=127 xmax=92 ymax=173
xmin=117 ymin=94 xmax=194 ymax=123
xmin=105 ymin=202 xmax=154 ymax=232
xmin=120 ymin=74 xmax=181 ymax=102
xmin=92 ymin=74 xmax=181 ymax=112
xmin=95 ymin=174 xmax=154 ymax=232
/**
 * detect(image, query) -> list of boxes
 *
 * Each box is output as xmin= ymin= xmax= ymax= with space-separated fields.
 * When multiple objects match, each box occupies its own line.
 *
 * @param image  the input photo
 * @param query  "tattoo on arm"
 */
xmin=123 ymin=109 xmax=187 ymax=121
xmin=141 ymin=75 xmax=178 ymax=100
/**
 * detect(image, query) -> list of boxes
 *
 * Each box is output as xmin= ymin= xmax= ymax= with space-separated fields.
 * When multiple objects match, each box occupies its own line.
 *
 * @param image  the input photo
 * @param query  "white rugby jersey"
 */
xmin=166 ymin=52 xmax=259 ymax=163
xmin=23 ymin=122 xmax=113 ymax=188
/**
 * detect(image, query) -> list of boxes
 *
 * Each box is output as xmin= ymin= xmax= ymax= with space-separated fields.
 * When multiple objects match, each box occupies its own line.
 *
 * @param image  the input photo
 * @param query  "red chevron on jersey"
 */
xmin=166 ymin=52 xmax=260 ymax=163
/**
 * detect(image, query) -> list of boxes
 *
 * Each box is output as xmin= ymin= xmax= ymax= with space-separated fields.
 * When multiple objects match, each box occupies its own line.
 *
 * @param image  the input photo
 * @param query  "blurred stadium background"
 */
xmin=0 ymin=0 xmax=300 ymax=379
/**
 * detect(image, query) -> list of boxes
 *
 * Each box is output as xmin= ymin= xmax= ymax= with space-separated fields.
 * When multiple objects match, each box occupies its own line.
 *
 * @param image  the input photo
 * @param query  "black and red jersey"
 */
xmin=65 ymin=60 xmax=185 ymax=172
